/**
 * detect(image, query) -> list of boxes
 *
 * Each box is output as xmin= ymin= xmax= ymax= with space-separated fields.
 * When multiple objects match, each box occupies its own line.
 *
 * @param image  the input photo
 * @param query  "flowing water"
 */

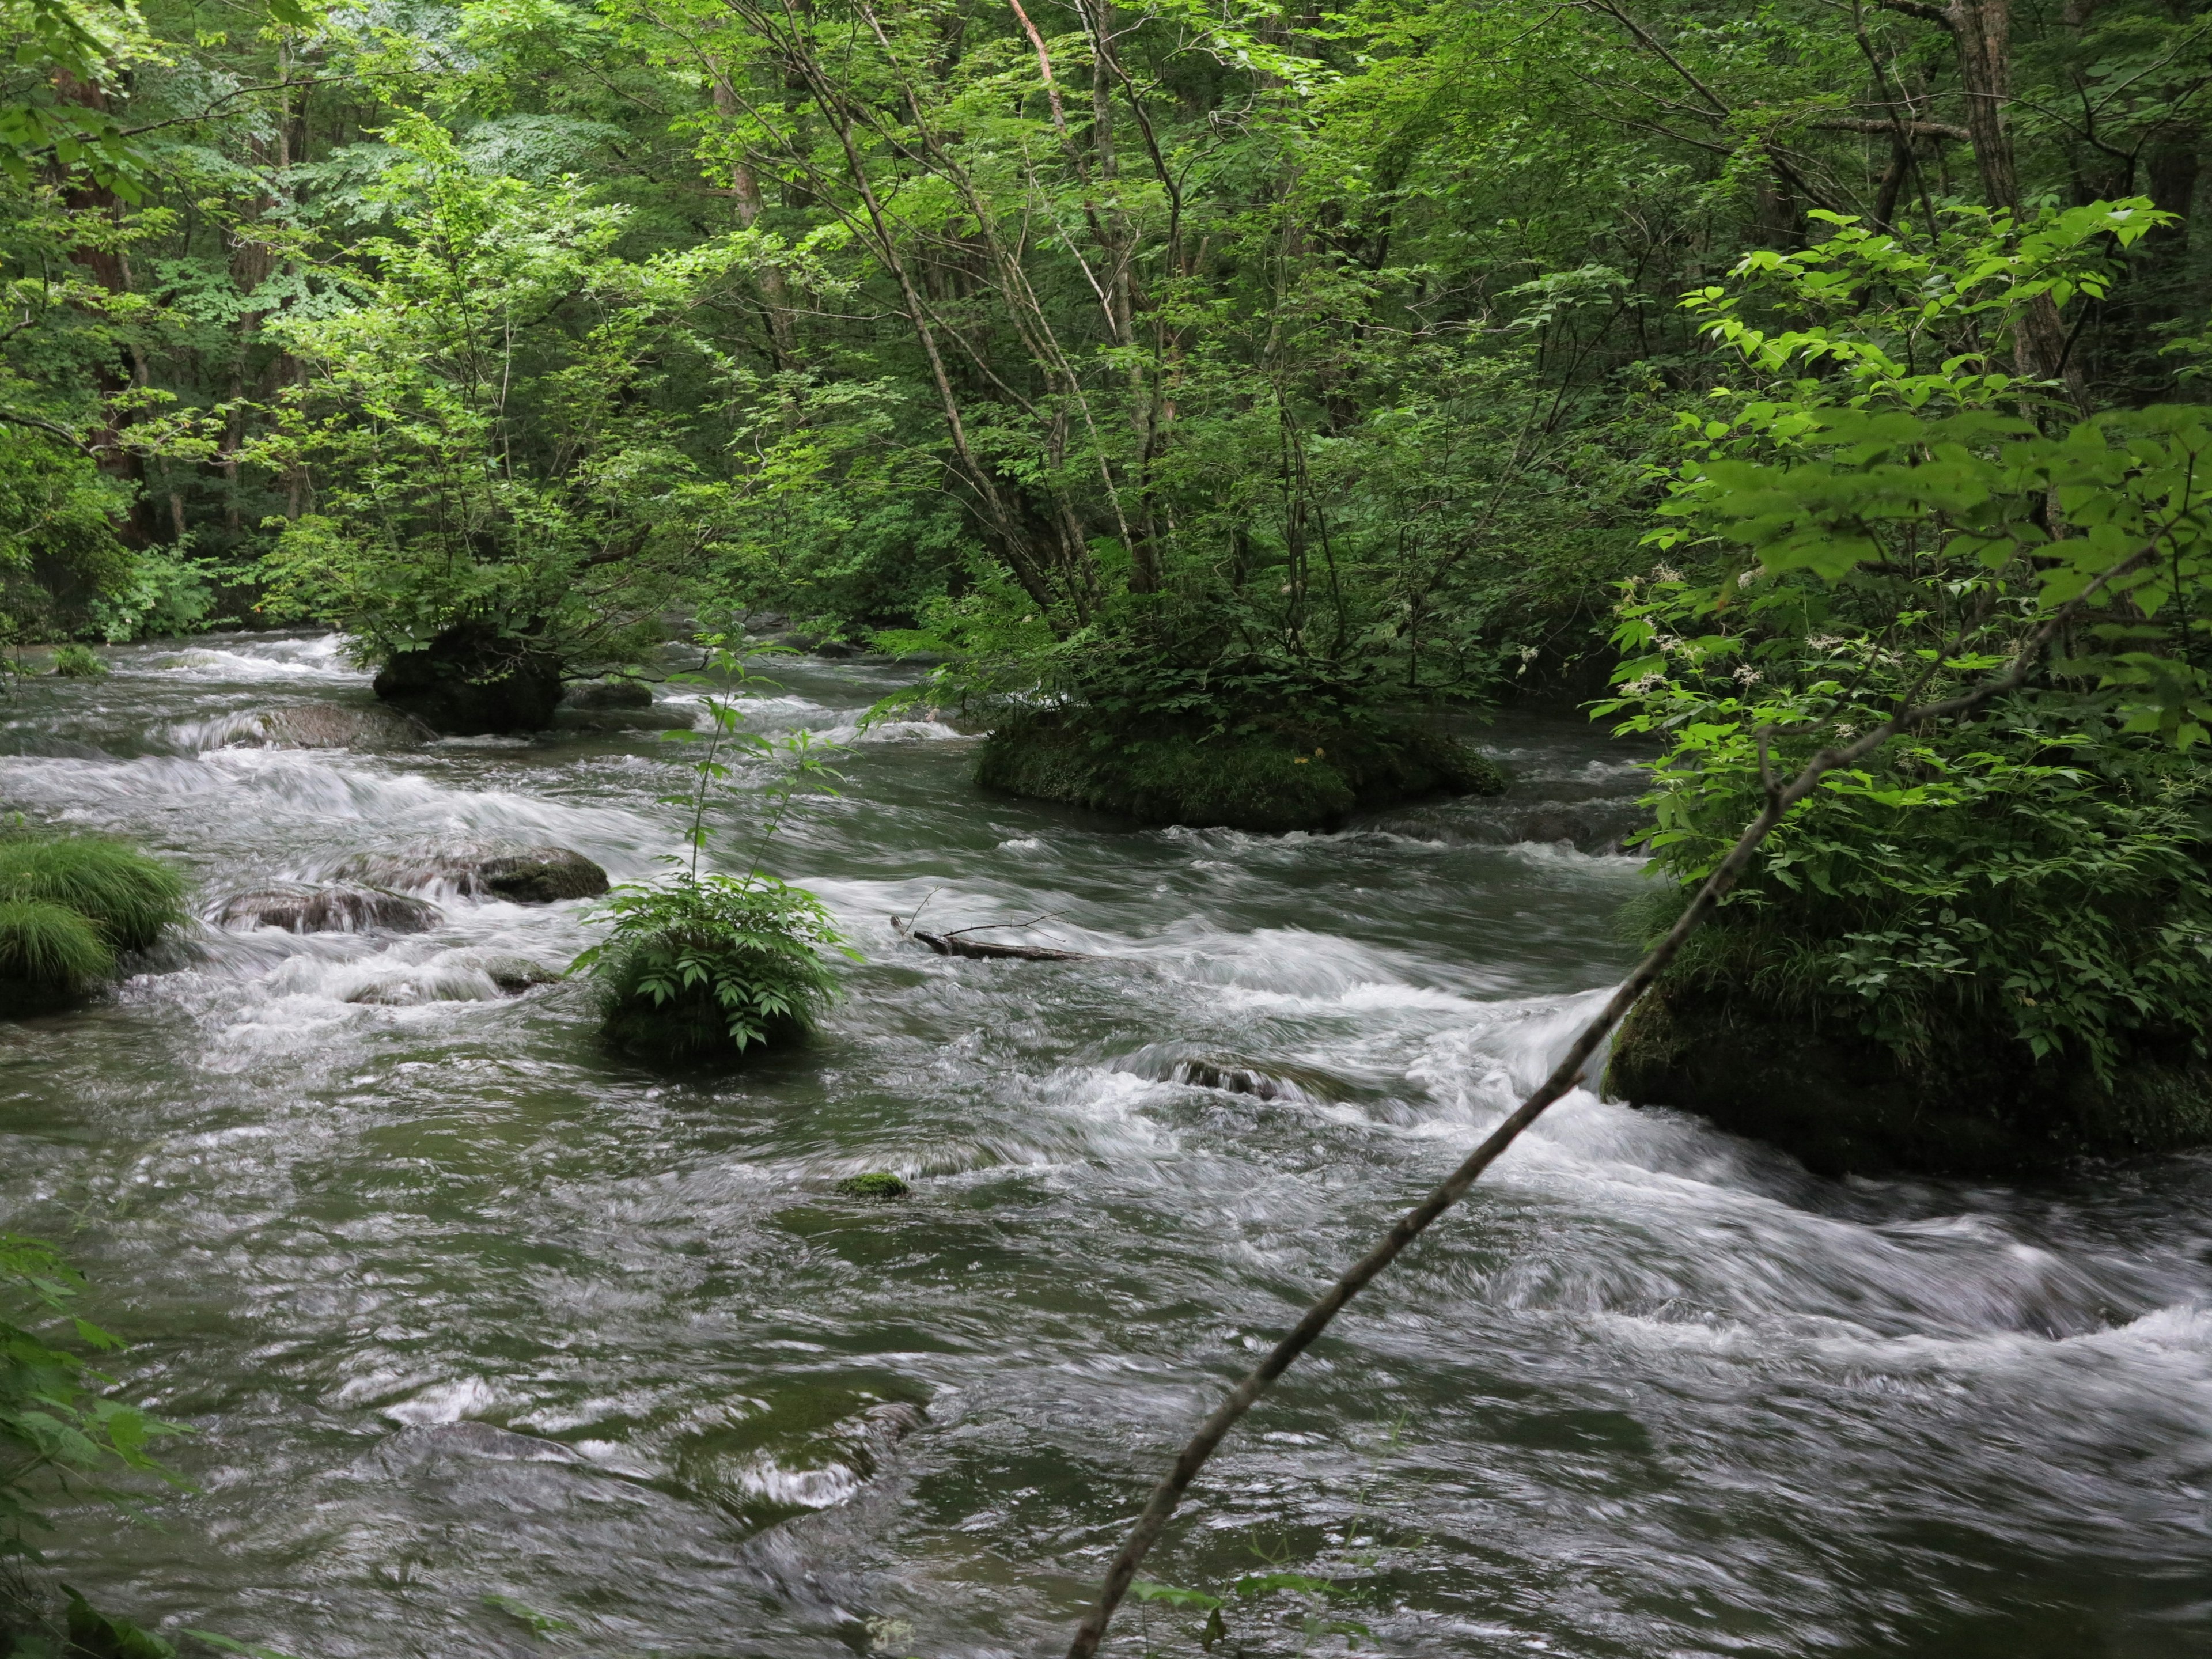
xmin=3 ymin=635 xmax=2210 ymax=1659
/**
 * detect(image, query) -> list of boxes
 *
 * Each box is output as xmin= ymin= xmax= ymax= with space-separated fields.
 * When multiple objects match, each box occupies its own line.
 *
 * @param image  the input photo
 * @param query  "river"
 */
xmin=3 ymin=634 xmax=2209 ymax=1658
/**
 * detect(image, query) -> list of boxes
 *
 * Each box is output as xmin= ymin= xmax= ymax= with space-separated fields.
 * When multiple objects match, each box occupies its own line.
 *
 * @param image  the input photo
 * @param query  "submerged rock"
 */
xmin=372 ymin=623 xmax=565 ymax=735
xmin=218 ymin=884 xmax=442 ymax=935
xmin=1607 ymin=978 xmax=2212 ymax=1177
xmin=835 ymin=1171 xmax=909 ymax=1198
xmin=340 ymin=953 xmax=556 ymax=1005
xmin=335 ymin=845 xmax=609 ymax=904
xmin=1113 ymin=1043 xmax=1350 ymax=1103
xmin=978 ymin=709 xmax=1504 ymax=832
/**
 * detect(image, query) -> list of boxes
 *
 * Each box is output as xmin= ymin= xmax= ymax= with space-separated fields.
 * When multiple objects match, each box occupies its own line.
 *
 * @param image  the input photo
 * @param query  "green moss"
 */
xmin=0 ymin=899 xmax=113 ymax=1012
xmin=50 ymin=644 xmax=106 ymax=679
xmin=835 ymin=1171 xmax=910 ymax=1198
xmin=0 ymin=834 xmax=188 ymax=953
xmin=977 ymin=710 xmax=1504 ymax=832
xmin=1607 ymin=969 xmax=2212 ymax=1177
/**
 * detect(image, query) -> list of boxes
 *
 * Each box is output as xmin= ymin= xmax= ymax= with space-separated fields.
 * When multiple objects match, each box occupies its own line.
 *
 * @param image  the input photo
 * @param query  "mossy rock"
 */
xmin=563 ymin=676 xmax=655 ymax=710
xmin=599 ymin=980 xmax=809 ymax=1062
xmin=976 ymin=710 xmax=1504 ymax=832
xmin=50 ymin=644 xmax=107 ymax=679
xmin=835 ymin=1171 xmax=910 ymax=1198
xmin=372 ymin=622 xmax=564 ymax=735
xmin=1607 ymin=973 xmax=2212 ymax=1177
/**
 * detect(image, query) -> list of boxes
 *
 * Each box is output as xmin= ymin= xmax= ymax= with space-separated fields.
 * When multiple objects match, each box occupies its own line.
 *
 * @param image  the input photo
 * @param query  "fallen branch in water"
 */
xmin=1062 ymin=546 xmax=2163 ymax=1658
xmin=890 ymin=912 xmax=1089 ymax=961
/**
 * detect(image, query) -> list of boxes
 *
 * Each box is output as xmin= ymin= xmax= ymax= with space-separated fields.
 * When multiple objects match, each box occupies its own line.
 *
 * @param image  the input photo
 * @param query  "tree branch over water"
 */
xmin=1062 ymin=539 xmax=2165 ymax=1658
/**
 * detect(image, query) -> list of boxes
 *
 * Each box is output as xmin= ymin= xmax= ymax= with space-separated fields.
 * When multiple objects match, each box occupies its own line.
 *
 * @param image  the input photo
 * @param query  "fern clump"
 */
xmin=0 ymin=834 xmax=188 ymax=953
xmin=574 ymin=874 xmax=851 ymax=1061
xmin=49 ymin=644 xmax=107 ymax=679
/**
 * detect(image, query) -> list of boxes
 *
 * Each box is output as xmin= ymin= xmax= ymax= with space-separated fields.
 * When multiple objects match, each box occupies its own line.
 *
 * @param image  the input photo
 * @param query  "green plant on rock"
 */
xmin=0 ymin=835 xmax=185 ymax=1013
xmin=573 ymin=638 xmax=855 ymax=1059
xmin=47 ymin=646 xmax=102 ymax=680
xmin=0 ymin=902 xmax=109 ymax=1010
xmin=580 ymin=874 xmax=847 ymax=1058
xmin=0 ymin=836 xmax=187 ymax=955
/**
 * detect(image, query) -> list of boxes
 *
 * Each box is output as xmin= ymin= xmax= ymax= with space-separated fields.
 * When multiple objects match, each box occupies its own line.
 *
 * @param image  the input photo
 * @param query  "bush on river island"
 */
xmin=0 ymin=834 xmax=188 ymax=1012
xmin=574 ymin=875 xmax=851 ymax=1061
xmin=1607 ymin=706 xmax=2212 ymax=1176
xmin=977 ymin=709 xmax=1503 ymax=832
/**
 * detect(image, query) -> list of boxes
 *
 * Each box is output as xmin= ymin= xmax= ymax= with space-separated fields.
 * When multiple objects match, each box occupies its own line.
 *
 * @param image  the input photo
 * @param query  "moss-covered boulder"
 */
xmin=976 ymin=709 xmax=1503 ymax=832
xmin=1607 ymin=976 xmax=2212 ymax=1177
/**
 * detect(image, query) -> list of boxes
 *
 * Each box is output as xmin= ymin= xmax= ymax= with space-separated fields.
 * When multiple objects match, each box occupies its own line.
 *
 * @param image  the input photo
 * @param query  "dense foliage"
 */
xmin=1597 ymin=195 xmax=2212 ymax=1164
xmin=3 ymin=0 xmax=2204 ymax=693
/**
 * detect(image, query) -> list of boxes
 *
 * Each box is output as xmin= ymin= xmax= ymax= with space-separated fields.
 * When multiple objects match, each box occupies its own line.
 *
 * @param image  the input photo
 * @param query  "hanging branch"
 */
xmin=1061 ymin=537 xmax=2169 ymax=1658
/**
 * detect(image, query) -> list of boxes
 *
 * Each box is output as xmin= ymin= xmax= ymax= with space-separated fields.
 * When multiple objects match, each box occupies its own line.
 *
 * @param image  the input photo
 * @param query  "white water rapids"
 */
xmin=1 ymin=634 xmax=2207 ymax=1658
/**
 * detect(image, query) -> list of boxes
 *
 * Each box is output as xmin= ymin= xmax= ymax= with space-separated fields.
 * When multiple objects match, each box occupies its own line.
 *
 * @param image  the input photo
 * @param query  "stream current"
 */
xmin=3 ymin=634 xmax=2211 ymax=1658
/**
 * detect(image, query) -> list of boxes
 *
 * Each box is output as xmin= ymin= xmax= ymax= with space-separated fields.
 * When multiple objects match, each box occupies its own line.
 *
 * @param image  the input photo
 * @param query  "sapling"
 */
xmin=572 ymin=637 xmax=857 ymax=1058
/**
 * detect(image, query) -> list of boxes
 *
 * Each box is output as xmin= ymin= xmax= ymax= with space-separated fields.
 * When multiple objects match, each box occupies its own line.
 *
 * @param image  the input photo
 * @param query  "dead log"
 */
xmin=890 ymin=914 xmax=1088 ymax=961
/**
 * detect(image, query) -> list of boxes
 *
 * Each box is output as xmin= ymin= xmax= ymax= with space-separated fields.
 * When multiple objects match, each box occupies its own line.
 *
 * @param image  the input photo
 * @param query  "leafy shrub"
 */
xmin=1623 ymin=701 xmax=2212 ymax=1083
xmin=48 ymin=646 xmax=104 ymax=680
xmin=0 ymin=836 xmax=188 ymax=955
xmin=574 ymin=875 xmax=849 ymax=1059
xmin=0 ymin=902 xmax=112 ymax=1006
xmin=84 ymin=551 xmax=219 ymax=643
xmin=0 ymin=1234 xmax=181 ymax=1563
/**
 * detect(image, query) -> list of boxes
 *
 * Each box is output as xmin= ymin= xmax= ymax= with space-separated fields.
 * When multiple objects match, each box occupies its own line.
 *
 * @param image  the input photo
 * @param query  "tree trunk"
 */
xmin=1946 ymin=0 xmax=2086 ymax=405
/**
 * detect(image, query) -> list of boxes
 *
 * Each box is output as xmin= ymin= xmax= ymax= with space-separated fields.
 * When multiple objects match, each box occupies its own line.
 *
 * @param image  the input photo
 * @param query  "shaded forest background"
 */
xmin=6 ymin=0 xmax=2207 ymax=703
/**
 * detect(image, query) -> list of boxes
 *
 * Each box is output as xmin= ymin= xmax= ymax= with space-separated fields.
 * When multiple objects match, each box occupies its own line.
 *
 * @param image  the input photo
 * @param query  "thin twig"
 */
xmin=942 ymin=911 xmax=1063 ymax=938
xmin=1062 ymin=538 xmax=2165 ymax=1658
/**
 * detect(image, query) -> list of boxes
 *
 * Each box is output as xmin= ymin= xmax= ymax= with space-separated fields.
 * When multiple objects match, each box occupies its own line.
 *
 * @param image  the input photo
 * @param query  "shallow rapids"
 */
xmin=3 ymin=635 xmax=2209 ymax=1658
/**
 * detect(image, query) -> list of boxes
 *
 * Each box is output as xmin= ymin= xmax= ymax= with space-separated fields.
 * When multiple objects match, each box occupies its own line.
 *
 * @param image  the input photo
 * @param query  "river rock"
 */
xmin=218 ymin=884 xmax=442 ymax=935
xmin=335 ymin=846 xmax=609 ymax=904
xmin=1114 ymin=1044 xmax=1349 ymax=1103
xmin=372 ymin=623 xmax=565 ymax=735
xmin=564 ymin=677 xmax=655 ymax=710
xmin=244 ymin=703 xmax=437 ymax=749
xmin=440 ymin=950 xmax=562 ymax=991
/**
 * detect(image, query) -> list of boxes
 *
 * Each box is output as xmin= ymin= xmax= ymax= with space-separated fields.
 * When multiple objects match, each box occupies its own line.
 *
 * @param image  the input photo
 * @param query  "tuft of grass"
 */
xmin=50 ymin=645 xmax=107 ymax=679
xmin=835 ymin=1171 xmax=910 ymax=1198
xmin=0 ymin=834 xmax=188 ymax=954
xmin=0 ymin=899 xmax=113 ymax=999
